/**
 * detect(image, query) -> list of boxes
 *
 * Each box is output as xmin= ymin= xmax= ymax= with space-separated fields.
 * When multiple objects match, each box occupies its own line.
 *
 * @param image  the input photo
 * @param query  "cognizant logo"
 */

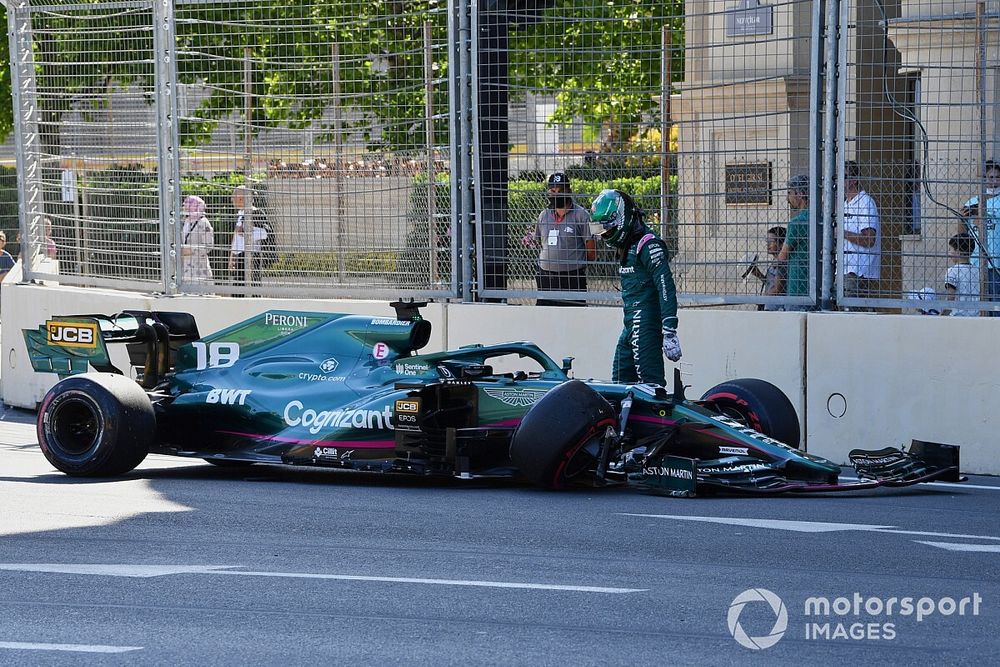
xmin=727 ymin=588 xmax=788 ymax=650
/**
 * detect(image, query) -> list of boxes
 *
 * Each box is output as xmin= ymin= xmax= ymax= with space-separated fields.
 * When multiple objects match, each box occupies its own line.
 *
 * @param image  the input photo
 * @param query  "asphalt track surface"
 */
xmin=0 ymin=406 xmax=997 ymax=665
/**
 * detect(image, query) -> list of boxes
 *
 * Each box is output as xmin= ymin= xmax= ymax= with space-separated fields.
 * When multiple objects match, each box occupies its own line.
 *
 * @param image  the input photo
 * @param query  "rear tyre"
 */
xmin=37 ymin=373 xmax=154 ymax=476
xmin=700 ymin=378 xmax=800 ymax=448
xmin=510 ymin=380 xmax=618 ymax=489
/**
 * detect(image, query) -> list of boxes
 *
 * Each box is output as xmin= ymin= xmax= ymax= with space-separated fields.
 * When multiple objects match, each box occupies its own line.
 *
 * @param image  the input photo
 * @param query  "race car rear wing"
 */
xmin=23 ymin=311 xmax=200 ymax=388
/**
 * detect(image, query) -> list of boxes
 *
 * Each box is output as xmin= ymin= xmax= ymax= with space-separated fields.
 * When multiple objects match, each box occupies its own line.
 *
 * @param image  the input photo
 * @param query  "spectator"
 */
xmin=180 ymin=195 xmax=214 ymax=287
xmin=776 ymin=174 xmax=812 ymax=309
xmin=228 ymin=185 xmax=269 ymax=295
xmin=522 ymin=172 xmax=595 ymax=306
xmin=0 ymin=231 xmax=15 ymax=281
xmin=42 ymin=218 xmax=58 ymax=259
xmin=747 ymin=226 xmax=786 ymax=311
xmin=960 ymin=160 xmax=1000 ymax=314
xmin=590 ymin=188 xmax=680 ymax=386
xmin=943 ymin=232 xmax=979 ymax=317
xmin=842 ymin=160 xmax=881 ymax=301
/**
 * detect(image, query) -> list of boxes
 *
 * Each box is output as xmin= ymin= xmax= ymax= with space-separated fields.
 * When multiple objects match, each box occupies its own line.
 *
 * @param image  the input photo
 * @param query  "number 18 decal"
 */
xmin=192 ymin=341 xmax=240 ymax=369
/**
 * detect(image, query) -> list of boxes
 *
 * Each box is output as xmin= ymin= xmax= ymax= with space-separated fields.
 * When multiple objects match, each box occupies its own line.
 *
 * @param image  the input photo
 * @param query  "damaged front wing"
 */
xmin=634 ymin=440 xmax=963 ymax=497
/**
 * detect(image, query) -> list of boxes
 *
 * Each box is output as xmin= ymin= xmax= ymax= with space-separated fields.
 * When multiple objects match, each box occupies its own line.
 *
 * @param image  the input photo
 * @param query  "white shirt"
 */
xmin=843 ymin=190 xmax=881 ymax=278
xmin=230 ymin=211 xmax=268 ymax=253
xmin=945 ymin=263 xmax=979 ymax=316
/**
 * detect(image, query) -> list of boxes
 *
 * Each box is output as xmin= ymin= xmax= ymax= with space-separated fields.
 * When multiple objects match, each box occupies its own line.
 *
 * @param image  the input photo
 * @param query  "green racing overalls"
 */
xmin=612 ymin=228 xmax=678 ymax=386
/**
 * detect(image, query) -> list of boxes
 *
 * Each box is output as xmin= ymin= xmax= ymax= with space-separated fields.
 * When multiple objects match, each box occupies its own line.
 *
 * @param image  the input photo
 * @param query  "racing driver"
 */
xmin=590 ymin=188 xmax=681 ymax=386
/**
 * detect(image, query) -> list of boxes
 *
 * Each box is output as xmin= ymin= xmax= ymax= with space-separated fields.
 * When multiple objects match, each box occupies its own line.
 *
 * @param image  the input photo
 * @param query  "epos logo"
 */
xmin=47 ymin=321 xmax=98 ymax=348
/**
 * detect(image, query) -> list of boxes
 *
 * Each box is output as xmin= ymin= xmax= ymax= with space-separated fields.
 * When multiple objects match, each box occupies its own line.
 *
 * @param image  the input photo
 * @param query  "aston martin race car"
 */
xmin=24 ymin=301 xmax=962 ymax=496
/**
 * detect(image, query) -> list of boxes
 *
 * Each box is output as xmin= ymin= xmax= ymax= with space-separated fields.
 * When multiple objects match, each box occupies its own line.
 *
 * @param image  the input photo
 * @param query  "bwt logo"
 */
xmin=727 ymin=588 xmax=788 ymax=650
xmin=47 ymin=321 xmax=98 ymax=348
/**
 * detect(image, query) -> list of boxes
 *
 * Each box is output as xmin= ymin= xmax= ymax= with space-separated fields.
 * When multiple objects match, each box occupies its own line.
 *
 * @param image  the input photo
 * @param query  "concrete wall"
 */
xmin=2 ymin=283 xmax=996 ymax=474
xmin=804 ymin=312 xmax=997 ymax=474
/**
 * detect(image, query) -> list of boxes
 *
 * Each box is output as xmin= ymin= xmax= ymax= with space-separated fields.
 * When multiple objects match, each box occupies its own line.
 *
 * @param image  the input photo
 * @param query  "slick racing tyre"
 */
xmin=510 ymin=380 xmax=618 ymax=489
xmin=701 ymin=378 xmax=800 ymax=449
xmin=37 ymin=373 xmax=154 ymax=476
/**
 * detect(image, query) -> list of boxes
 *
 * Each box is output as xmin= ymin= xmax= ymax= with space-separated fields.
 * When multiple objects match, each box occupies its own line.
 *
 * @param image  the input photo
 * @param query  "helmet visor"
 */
xmin=590 ymin=220 xmax=615 ymax=238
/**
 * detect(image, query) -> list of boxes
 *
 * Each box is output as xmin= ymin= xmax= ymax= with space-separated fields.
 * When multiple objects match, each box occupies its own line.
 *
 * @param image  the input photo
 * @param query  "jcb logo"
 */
xmin=395 ymin=400 xmax=419 ymax=413
xmin=47 ymin=321 xmax=98 ymax=348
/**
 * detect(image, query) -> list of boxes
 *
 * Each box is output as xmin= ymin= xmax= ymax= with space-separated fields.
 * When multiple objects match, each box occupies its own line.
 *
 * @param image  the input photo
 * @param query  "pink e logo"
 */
xmin=373 ymin=342 xmax=390 ymax=360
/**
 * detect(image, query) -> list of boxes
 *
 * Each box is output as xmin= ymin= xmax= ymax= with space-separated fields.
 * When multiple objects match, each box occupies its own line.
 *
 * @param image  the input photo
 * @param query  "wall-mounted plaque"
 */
xmin=725 ymin=162 xmax=772 ymax=205
xmin=726 ymin=0 xmax=773 ymax=37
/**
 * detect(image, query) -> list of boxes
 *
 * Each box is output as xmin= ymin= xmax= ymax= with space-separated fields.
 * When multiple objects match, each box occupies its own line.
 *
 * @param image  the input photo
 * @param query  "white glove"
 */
xmin=662 ymin=328 xmax=682 ymax=362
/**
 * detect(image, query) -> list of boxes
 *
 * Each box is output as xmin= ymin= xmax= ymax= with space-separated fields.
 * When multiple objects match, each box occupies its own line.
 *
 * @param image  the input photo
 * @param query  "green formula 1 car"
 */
xmin=24 ymin=301 xmax=962 ymax=496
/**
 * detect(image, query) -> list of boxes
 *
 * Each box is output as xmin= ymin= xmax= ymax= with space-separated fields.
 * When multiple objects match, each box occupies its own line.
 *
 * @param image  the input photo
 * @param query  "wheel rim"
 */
xmin=50 ymin=396 xmax=103 ymax=457
xmin=707 ymin=397 xmax=763 ymax=433
xmin=561 ymin=437 xmax=602 ymax=481
xmin=555 ymin=421 xmax=615 ymax=486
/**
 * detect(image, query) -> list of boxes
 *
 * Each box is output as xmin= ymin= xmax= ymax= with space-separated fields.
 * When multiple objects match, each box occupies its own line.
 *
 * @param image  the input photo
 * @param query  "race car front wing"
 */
xmin=634 ymin=440 xmax=963 ymax=497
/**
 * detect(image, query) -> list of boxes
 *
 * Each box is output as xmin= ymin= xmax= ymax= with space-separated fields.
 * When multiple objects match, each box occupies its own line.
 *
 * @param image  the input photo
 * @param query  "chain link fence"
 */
xmin=4 ymin=0 xmax=999 ymax=313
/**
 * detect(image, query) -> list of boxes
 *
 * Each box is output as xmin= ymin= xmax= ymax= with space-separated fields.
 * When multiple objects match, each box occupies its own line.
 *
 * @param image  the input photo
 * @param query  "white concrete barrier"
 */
xmin=804 ymin=312 xmax=997 ymax=474
xmin=2 ymin=283 xmax=996 ymax=474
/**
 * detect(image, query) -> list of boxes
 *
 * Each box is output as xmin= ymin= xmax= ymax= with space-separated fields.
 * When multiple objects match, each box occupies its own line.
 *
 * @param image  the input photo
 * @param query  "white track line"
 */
xmin=0 ymin=642 xmax=142 ymax=653
xmin=0 ymin=563 xmax=644 ymax=594
xmin=915 ymin=541 xmax=1000 ymax=553
xmin=839 ymin=478 xmax=1000 ymax=491
xmin=213 ymin=570 xmax=646 ymax=594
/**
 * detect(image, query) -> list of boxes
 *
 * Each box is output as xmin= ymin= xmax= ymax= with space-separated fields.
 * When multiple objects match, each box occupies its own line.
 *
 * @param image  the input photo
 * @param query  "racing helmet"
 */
xmin=590 ymin=189 xmax=638 ymax=247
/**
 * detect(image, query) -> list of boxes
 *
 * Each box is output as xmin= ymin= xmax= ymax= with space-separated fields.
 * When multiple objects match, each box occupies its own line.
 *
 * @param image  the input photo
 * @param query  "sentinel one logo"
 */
xmin=727 ymin=588 xmax=788 ymax=650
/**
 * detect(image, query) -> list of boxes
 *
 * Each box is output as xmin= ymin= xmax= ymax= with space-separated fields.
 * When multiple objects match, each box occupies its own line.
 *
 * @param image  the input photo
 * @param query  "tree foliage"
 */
xmin=0 ymin=0 xmax=683 ymax=152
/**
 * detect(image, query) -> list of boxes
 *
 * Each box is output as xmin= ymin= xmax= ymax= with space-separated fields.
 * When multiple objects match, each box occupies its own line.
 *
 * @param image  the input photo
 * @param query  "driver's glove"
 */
xmin=662 ymin=327 xmax=682 ymax=362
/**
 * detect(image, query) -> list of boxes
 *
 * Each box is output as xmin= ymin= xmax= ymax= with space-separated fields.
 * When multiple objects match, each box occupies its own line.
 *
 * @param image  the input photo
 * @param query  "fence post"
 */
xmin=332 ymin=42 xmax=346 ymax=281
xmin=820 ymin=0 xmax=844 ymax=310
xmin=424 ymin=21 xmax=437 ymax=285
xmin=457 ymin=0 xmax=475 ymax=301
xmin=975 ymin=1 xmax=987 ymax=298
xmin=8 ymin=4 xmax=43 ymax=279
xmin=152 ymin=0 xmax=180 ymax=294
xmin=808 ymin=0 xmax=824 ymax=308
xmin=660 ymin=25 xmax=672 ymax=244
xmin=242 ymin=47 xmax=256 ymax=291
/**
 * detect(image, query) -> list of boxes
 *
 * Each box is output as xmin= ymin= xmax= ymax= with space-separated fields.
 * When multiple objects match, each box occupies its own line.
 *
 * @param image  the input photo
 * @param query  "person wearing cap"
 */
xmin=842 ymin=160 xmax=881 ymax=302
xmin=776 ymin=174 xmax=811 ymax=305
xmin=522 ymin=172 xmax=595 ymax=306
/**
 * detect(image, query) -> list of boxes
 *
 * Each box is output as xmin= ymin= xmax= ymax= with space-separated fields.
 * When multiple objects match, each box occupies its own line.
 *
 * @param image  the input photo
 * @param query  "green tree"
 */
xmin=510 ymin=0 xmax=684 ymax=150
xmin=0 ymin=10 xmax=13 ymax=142
xmin=0 ymin=0 xmax=683 ymax=153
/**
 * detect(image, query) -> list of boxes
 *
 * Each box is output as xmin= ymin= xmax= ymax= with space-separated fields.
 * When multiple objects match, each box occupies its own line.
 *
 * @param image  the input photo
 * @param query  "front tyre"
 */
xmin=700 ymin=378 xmax=800 ymax=448
xmin=510 ymin=380 xmax=618 ymax=489
xmin=37 ymin=374 xmax=154 ymax=476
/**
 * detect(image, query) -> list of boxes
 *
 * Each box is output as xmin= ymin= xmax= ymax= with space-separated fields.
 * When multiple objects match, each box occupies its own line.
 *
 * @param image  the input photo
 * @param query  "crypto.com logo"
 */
xmin=727 ymin=588 xmax=788 ymax=650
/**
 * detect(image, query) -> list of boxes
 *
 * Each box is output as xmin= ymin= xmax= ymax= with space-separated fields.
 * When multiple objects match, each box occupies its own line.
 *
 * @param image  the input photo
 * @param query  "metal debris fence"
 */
xmin=4 ymin=0 xmax=999 ymax=314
